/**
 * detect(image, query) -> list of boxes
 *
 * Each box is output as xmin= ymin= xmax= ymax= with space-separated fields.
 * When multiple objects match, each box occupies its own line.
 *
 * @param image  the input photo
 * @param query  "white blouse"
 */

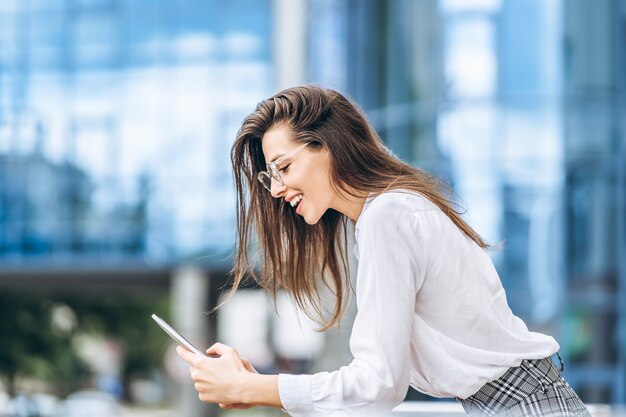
xmin=278 ymin=190 xmax=559 ymax=417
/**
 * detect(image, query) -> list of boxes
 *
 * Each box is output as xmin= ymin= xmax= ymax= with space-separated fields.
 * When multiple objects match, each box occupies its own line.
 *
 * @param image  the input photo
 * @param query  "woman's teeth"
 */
xmin=290 ymin=194 xmax=303 ymax=207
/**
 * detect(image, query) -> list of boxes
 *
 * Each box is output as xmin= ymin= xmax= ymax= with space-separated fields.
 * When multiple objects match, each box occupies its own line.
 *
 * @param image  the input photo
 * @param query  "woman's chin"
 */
xmin=302 ymin=210 xmax=322 ymax=225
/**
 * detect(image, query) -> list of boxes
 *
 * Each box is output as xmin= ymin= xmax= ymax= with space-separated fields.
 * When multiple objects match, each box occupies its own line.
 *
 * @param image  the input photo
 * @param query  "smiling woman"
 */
xmin=260 ymin=126 xmax=337 ymax=223
xmin=229 ymin=86 xmax=487 ymax=331
xmin=175 ymin=85 xmax=591 ymax=417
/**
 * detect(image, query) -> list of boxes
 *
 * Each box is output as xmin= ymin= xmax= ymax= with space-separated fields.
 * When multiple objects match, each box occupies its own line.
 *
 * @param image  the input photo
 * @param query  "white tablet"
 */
xmin=151 ymin=314 xmax=205 ymax=356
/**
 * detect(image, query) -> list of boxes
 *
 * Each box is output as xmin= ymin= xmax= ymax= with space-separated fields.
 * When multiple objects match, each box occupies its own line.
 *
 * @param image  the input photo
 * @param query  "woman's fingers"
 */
xmin=178 ymin=341 xmax=256 ymax=406
xmin=176 ymin=346 xmax=201 ymax=365
xmin=202 ymin=343 xmax=257 ymax=375
xmin=206 ymin=343 xmax=243 ymax=365
xmin=241 ymin=358 xmax=258 ymax=373
xmin=206 ymin=342 xmax=238 ymax=357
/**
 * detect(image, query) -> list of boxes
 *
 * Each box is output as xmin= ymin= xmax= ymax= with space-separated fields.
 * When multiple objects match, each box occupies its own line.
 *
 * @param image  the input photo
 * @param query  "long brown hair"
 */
xmin=226 ymin=85 xmax=489 ymax=330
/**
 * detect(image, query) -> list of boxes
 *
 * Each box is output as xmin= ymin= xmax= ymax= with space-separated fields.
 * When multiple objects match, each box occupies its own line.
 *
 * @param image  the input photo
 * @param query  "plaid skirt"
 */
xmin=456 ymin=355 xmax=591 ymax=417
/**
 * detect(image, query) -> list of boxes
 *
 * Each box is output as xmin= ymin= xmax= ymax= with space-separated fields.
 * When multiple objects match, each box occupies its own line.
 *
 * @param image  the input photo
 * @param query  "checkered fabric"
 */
xmin=456 ymin=356 xmax=591 ymax=417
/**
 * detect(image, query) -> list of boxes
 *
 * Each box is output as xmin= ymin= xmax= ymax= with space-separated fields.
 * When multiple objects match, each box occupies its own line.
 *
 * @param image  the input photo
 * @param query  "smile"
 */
xmin=290 ymin=194 xmax=303 ymax=208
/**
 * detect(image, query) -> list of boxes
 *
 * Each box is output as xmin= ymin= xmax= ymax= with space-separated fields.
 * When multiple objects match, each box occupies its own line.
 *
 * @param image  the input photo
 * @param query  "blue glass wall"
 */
xmin=308 ymin=0 xmax=626 ymax=405
xmin=1 ymin=0 xmax=625 ymax=409
xmin=0 ymin=0 xmax=273 ymax=268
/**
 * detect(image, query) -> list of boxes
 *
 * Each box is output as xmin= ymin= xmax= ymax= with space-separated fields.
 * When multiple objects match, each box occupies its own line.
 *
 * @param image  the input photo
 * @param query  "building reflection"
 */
xmin=0 ymin=0 xmax=624 ymax=414
xmin=308 ymin=0 xmax=625 ymax=405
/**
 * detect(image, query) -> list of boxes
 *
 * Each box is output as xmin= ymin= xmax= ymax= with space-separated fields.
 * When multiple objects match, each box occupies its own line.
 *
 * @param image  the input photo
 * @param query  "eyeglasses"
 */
xmin=257 ymin=142 xmax=311 ymax=192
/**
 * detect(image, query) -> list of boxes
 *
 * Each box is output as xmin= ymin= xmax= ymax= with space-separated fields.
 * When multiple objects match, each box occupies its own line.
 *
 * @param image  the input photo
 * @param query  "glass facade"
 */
xmin=0 ymin=0 xmax=625 ymax=413
xmin=0 ymin=0 xmax=273 ymax=267
xmin=308 ymin=0 xmax=626 ymax=405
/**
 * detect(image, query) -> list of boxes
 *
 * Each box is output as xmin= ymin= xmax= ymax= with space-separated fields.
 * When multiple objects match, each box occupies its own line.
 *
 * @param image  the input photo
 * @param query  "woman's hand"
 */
xmin=215 ymin=353 xmax=258 ymax=410
xmin=176 ymin=342 xmax=258 ymax=408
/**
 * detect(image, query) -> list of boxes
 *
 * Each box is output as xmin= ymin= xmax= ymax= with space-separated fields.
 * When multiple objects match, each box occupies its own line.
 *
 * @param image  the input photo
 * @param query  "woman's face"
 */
xmin=261 ymin=125 xmax=335 ymax=224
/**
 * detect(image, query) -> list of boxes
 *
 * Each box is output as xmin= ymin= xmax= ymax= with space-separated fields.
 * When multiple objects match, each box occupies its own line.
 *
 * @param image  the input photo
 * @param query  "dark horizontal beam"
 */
xmin=0 ymin=265 xmax=234 ymax=294
xmin=0 ymin=268 xmax=172 ymax=293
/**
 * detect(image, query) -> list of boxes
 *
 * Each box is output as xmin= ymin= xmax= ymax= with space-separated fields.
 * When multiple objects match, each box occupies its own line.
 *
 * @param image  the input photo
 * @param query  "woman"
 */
xmin=176 ymin=85 xmax=591 ymax=417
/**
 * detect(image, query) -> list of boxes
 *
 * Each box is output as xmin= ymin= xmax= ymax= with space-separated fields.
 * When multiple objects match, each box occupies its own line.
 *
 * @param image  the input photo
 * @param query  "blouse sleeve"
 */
xmin=278 ymin=196 xmax=426 ymax=417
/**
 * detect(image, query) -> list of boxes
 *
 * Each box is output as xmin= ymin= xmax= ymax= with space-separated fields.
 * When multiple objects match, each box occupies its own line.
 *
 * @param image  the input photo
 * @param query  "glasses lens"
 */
xmin=258 ymin=172 xmax=274 ymax=191
xmin=258 ymin=170 xmax=284 ymax=192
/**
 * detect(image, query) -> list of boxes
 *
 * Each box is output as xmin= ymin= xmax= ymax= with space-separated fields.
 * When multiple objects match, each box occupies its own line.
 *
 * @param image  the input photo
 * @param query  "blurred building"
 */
xmin=0 ymin=2 xmax=273 ymax=415
xmin=0 ymin=0 xmax=625 ymax=413
xmin=0 ymin=152 xmax=150 ymax=263
xmin=306 ymin=0 xmax=626 ymax=405
xmin=0 ymin=0 xmax=273 ymax=266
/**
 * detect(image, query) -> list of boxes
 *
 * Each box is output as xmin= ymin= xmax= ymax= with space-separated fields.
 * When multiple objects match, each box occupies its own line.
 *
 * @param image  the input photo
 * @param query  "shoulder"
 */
xmin=356 ymin=190 xmax=439 ymax=234
xmin=354 ymin=191 xmax=438 ymax=258
xmin=362 ymin=190 xmax=437 ymax=220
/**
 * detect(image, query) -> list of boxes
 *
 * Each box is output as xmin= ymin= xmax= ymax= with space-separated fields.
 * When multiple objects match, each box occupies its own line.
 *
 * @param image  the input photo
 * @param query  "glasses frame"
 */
xmin=257 ymin=142 xmax=311 ymax=192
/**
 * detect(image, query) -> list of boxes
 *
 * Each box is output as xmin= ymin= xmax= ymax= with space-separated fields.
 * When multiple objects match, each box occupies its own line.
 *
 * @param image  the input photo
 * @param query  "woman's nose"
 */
xmin=270 ymin=180 xmax=287 ymax=198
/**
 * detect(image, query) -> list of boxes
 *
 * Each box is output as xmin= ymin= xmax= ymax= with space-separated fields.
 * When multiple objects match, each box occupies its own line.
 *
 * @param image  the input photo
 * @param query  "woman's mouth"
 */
xmin=289 ymin=194 xmax=303 ymax=208
xmin=296 ymin=196 xmax=304 ymax=215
